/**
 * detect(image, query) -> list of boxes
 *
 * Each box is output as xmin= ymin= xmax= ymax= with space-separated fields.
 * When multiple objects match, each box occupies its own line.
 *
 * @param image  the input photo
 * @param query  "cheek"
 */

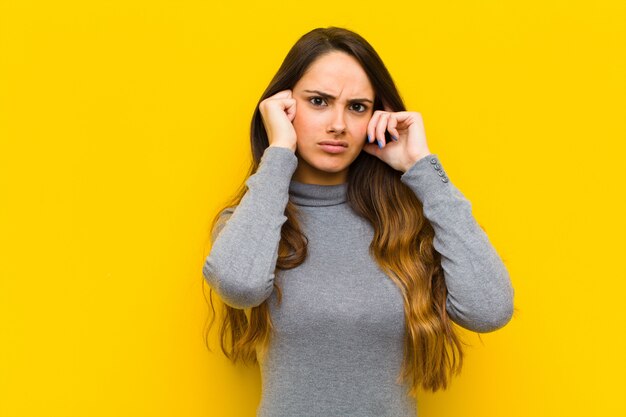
xmin=293 ymin=107 xmax=318 ymax=138
xmin=352 ymin=118 xmax=370 ymax=137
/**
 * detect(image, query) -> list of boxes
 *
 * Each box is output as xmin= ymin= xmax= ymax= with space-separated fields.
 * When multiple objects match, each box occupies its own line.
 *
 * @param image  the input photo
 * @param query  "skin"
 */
xmin=259 ymin=50 xmax=432 ymax=185
xmin=290 ymin=51 xmax=375 ymax=185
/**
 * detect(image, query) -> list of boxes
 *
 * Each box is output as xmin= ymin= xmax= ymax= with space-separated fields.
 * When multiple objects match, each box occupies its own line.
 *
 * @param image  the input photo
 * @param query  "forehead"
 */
xmin=295 ymin=51 xmax=374 ymax=97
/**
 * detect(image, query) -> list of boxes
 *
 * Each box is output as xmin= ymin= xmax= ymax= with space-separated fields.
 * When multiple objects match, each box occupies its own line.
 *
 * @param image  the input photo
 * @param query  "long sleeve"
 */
xmin=202 ymin=146 xmax=298 ymax=309
xmin=400 ymin=154 xmax=515 ymax=333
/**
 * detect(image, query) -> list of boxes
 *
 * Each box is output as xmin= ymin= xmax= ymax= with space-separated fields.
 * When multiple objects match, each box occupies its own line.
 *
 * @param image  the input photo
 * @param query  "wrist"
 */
xmin=269 ymin=143 xmax=296 ymax=152
xmin=402 ymin=152 xmax=432 ymax=173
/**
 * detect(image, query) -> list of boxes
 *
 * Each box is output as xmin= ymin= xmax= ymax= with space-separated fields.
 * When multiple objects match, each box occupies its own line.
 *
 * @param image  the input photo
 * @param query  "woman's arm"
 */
xmin=202 ymin=146 xmax=298 ymax=309
xmin=400 ymin=154 xmax=515 ymax=333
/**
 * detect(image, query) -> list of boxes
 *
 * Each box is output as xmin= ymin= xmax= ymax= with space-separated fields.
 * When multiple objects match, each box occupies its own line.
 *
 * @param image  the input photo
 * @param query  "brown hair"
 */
xmin=203 ymin=26 xmax=467 ymax=397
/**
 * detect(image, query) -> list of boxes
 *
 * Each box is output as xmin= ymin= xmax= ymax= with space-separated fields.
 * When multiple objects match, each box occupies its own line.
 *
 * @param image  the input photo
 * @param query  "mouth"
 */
xmin=318 ymin=140 xmax=348 ymax=154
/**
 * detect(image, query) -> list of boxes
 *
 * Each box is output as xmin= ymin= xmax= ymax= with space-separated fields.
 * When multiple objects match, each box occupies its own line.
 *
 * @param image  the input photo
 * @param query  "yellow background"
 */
xmin=1 ymin=0 xmax=624 ymax=416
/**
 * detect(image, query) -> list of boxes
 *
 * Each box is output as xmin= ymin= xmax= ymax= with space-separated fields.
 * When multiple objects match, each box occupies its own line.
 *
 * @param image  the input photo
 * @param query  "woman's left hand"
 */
xmin=362 ymin=108 xmax=432 ymax=173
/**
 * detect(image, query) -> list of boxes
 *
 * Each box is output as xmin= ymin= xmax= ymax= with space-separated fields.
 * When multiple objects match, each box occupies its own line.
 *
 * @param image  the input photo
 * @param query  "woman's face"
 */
xmin=291 ymin=51 xmax=375 ymax=185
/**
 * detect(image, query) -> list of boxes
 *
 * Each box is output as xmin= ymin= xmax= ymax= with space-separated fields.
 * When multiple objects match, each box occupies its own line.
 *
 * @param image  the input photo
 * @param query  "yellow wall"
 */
xmin=1 ymin=1 xmax=624 ymax=416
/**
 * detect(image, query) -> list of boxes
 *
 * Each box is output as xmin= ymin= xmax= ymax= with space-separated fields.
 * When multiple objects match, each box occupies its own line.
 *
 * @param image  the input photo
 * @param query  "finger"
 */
xmin=273 ymin=90 xmax=292 ymax=99
xmin=267 ymin=97 xmax=293 ymax=111
xmin=394 ymin=111 xmax=422 ymax=129
xmin=388 ymin=111 xmax=411 ymax=127
xmin=367 ymin=110 xmax=384 ymax=143
xmin=284 ymin=98 xmax=297 ymax=121
xmin=375 ymin=113 xmax=390 ymax=147
xmin=361 ymin=141 xmax=381 ymax=157
xmin=387 ymin=114 xmax=400 ymax=141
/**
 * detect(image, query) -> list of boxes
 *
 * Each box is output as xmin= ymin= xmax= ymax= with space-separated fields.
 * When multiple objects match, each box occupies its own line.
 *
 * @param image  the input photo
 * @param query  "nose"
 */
xmin=326 ymin=107 xmax=346 ymax=135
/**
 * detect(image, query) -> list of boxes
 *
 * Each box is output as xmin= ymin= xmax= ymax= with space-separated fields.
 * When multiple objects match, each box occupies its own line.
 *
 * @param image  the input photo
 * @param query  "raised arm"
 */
xmin=400 ymin=154 xmax=515 ymax=333
xmin=202 ymin=146 xmax=298 ymax=309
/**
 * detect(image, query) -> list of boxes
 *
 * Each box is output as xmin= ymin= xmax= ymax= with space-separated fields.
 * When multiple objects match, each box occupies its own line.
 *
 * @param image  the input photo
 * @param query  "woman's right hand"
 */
xmin=258 ymin=90 xmax=297 ymax=152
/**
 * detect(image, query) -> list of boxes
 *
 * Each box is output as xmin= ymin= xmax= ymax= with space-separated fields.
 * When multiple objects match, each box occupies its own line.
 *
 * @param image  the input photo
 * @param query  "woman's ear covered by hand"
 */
xmin=258 ymin=90 xmax=298 ymax=152
xmin=363 ymin=107 xmax=432 ymax=172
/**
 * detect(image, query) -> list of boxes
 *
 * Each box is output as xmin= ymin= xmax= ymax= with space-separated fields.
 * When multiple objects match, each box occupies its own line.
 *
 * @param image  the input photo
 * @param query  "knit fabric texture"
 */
xmin=203 ymin=145 xmax=515 ymax=417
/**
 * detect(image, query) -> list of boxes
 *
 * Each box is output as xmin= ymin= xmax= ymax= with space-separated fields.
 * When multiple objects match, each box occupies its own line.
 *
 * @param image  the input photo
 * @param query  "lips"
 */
xmin=318 ymin=140 xmax=349 ymax=154
xmin=318 ymin=140 xmax=348 ymax=147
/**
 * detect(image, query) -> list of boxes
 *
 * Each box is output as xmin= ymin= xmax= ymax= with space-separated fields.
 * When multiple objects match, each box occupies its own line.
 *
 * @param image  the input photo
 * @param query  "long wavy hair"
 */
xmin=202 ymin=26 xmax=468 ymax=397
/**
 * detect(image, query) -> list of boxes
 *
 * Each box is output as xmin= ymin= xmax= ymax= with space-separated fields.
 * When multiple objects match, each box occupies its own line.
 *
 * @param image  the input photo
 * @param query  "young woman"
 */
xmin=202 ymin=26 xmax=515 ymax=417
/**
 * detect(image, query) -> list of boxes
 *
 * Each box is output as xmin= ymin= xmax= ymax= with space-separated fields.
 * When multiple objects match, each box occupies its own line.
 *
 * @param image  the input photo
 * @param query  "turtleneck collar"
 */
xmin=288 ymin=180 xmax=348 ymax=207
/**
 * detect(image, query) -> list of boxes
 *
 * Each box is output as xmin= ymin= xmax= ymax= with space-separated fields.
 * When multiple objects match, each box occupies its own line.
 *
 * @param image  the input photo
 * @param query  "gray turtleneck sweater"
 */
xmin=203 ymin=145 xmax=514 ymax=417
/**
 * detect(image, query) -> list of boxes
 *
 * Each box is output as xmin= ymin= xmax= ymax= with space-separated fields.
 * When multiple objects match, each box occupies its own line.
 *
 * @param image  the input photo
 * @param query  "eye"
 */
xmin=309 ymin=96 xmax=327 ymax=106
xmin=350 ymin=103 xmax=368 ymax=113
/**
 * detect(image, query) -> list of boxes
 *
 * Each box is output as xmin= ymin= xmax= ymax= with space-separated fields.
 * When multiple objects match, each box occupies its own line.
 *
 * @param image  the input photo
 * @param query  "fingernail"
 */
xmin=366 ymin=134 xmax=370 ymax=143
xmin=391 ymin=135 xmax=398 ymax=141
xmin=377 ymin=140 xmax=383 ymax=149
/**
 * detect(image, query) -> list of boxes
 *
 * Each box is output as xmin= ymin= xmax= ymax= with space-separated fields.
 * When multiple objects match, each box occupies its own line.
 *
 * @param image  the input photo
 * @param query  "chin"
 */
xmin=298 ymin=147 xmax=358 ymax=172
xmin=313 ymin=158 xmax=351 ymax=173
xmin=310 ymin=164 xmax=344 ymax=174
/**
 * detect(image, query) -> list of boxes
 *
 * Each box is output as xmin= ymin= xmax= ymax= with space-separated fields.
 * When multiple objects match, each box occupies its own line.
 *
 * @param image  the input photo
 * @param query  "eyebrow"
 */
xmin=303 ymin=89 xmax=373 ymax=104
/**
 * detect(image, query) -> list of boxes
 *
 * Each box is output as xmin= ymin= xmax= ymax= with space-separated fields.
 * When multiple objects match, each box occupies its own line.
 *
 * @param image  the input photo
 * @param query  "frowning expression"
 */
xmin=291 ymin=51 xmax=374 ymax=185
